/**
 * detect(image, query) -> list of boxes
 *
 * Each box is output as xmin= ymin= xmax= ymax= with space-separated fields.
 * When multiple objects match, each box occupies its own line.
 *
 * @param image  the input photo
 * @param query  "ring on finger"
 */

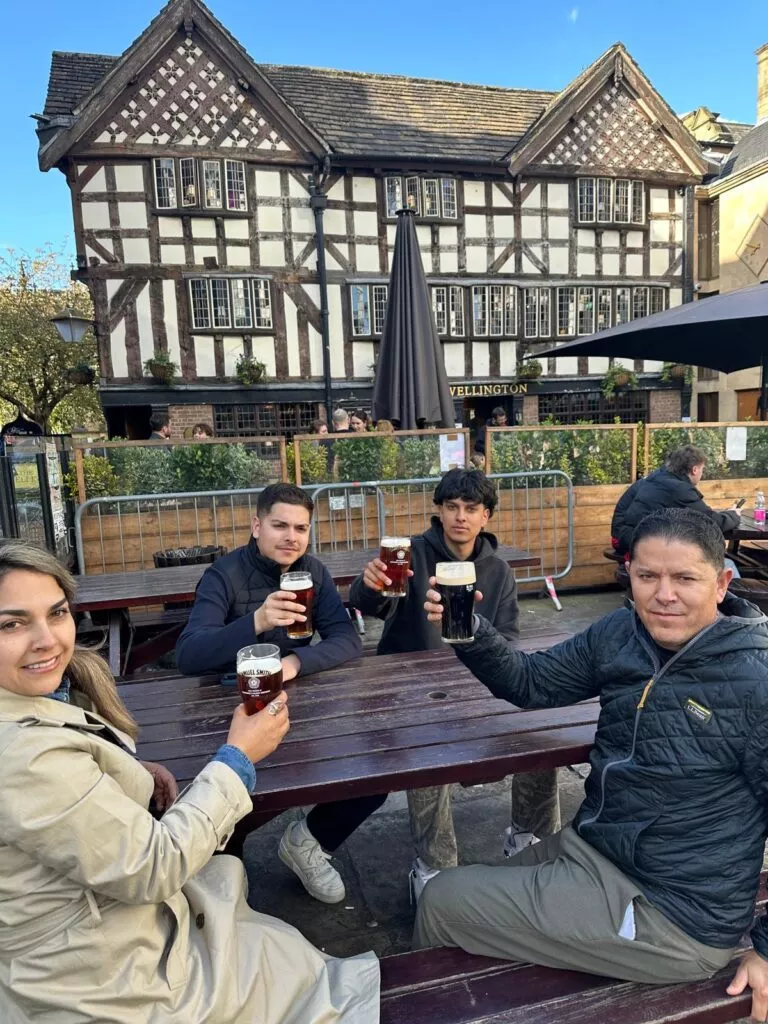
xmin=267 ymin=700 xmax=283 ymax=716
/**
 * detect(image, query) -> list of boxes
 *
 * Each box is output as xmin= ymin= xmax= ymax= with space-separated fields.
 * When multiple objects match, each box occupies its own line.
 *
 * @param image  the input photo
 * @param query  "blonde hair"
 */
xmin=375 ymin=419 xmax=395 ymax=433
xmin=0 ymin=542 xmax=138 ymax=740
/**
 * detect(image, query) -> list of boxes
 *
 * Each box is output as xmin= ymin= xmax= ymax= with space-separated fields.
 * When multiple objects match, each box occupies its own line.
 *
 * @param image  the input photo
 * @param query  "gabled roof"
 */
xmin=715 ymin=119 xmax=768 ymax=180
xmin=43 ymin=52 xmax=118 ymax=117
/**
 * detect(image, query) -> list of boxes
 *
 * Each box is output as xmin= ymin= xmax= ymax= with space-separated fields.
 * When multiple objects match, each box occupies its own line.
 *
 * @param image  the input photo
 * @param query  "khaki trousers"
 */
xmin=413 ymin=827 xmax=734 ymax=984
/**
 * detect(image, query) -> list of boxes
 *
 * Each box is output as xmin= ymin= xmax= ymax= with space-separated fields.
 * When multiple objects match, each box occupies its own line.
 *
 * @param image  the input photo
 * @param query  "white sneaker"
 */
xmin=409 ymin=857 xmax=440 ymax=904
xmin=503 ymin=825 xmax=540 ymax=858
xmin=278 ymin=820 xmax=346 ymax=904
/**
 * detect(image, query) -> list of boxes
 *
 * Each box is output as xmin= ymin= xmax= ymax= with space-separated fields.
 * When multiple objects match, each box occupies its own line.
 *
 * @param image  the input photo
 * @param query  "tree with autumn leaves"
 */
xmin=0 ymin=248 xmax=105 ymax=434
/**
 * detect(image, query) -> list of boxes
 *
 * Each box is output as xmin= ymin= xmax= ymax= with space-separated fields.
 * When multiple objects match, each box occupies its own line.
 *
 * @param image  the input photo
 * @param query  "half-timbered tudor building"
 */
xmin=35 ymin=0 xmax=710 ymax=437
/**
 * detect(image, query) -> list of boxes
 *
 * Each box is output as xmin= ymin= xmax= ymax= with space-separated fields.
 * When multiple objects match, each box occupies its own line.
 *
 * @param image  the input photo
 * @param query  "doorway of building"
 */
xmin=697 ymin=392 xmax=719 ymax=422
xmin=737 ymin=389 xmax=761 ymax=421
xmin=104 ymin=405 xmax=155 ymax=439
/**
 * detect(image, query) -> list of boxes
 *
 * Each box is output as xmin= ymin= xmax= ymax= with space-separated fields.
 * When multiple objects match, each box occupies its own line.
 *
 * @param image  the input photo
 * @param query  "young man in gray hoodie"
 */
xmin=349 ymin=469 xmax=560 ymax=896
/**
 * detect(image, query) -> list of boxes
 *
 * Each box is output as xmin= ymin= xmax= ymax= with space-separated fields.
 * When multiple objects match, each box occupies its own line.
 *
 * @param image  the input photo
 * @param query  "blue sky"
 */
xmin=1 ymin=0 xmax=766 ymax=260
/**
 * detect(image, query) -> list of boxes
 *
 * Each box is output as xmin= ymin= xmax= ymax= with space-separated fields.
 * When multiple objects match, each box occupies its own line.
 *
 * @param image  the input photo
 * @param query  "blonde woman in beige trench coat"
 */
xmin=0 ymin=541 xmax=379 ymax=1024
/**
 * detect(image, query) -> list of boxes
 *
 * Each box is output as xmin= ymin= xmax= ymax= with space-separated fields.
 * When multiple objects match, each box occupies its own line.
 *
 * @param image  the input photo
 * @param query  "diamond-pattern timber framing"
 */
xmin=90 ymin=32 xmax=291 ymax=153
xmin=540 ymin=83 xmax=686 ymax=173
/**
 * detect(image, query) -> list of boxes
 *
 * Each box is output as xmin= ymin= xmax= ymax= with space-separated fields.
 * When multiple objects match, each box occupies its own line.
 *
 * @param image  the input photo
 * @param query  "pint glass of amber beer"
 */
xmin=279 ymin=571 xmax=314 ymax=639
xmin=236 ymin=644 xmax=283 ymax=715
xmin=379 ymin=537 xmax=411 ymax=597
xmin=435 ymin=561 xmax=476 ymax=644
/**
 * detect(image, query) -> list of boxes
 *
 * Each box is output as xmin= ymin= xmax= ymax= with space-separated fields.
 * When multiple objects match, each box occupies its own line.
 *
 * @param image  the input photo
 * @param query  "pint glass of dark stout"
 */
xmin=279 ymin=571 xmax=314 ymax=639
xmin=379 ymin=537 xmax=411 ymax=597
xmin=435 ymin=561 xmax=476 ymax=644
xmin=237 ymin=644 xmax=283 ymax=715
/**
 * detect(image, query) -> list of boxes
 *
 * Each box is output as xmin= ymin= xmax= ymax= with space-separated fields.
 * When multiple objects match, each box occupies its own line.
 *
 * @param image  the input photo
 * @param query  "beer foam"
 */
xmin=239 ymin=658 xmax=282 ymax=676
xmin=435 ymin=561 xmax=476 ymax=586
xmin=381 ymin=537 xmax=410 ymax=548
xmin=280 ymin=574 xmax=312 ymax=592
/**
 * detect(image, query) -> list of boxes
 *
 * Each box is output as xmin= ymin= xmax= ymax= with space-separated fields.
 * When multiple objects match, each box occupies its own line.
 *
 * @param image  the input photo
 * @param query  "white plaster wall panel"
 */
xmin=334 ymin=242 xmax=350 ymax=263
xmin=122 ymin=237 xmax=151 ymax=264
xmin=577 ymin=252 xmax=596 ymax=275
xmin=588 ymin=356 xmax=610 ymax=374
xmin=602 ymin=230 xmax=620 ymax=247
xmin=626 ymin=254 xmax=643 ymax=276
xmin=465 ymin=214 xmax=486 ymax=238
xmin=415 ymin=226 xmax=431 ymax=248
xmin=162 ymin=280 xmax=182 ymax=370
xmin=669 ymin=288 xmax=682 ymax=307
xmin=191 ymin=219 xmax=217 ymax=239
xmin=499 ymin=339 xmax=517 ymax=376
xmin=420 ymin=249 xmax=431 ymax=273
xmin=113 ymin=165 xmax=144 ymax=192
xmin=324 ymin=209 xmax=347 ymax=235
xmin=626 ymin=231 xmax=644 ymax=248
xmin=555 ymin=356 xmax=578 ymax=375
xmin=110 ymin=320 xmax=128 ymax=378
xmin=613 ymin=357 xmax=633 ymax=369
xmin=81 ymin=203 xmax=110 ymax=231
xmin=85 ymin=239 xmax=114 ymax=264
xmin=255 ymin=169 xmax=281 ymax=197
xmin=291 ymin=206 xmax=314 ymax=234
xmin=466 ymin=246 xmax=487 ymax=272
xmin=386 ymin=225 xmax=397 ymax=245
xmin=671 ymin=248 xmax=683 ymax=274
xmin=158 ymin=217 xmax=184 ymax=237
xmin=650 ymin=221 xmax=668 ymax=242
xmin=577 ymin=229 xmax=595 ymax=247
xmin=440 ymin=250 xmax=459 ymax=273
xmin=649 ymin=189 xmax=669 ymax=214
xmin=521 ymin=216 xmax=541 ymax=239
xmin=326 ymin=178 xmax=345 ymax=201
xmin=464 ymin=181 xmax=484 ymax=205
xmin=440 ymin=226 xmax=458 ymax=247
xmin=352 ymin=176 xmax=376 ymax=202
xmin=324 ymin=249 xmax=344 ymax=272
xmin=118 ymin=202 xmax=147 ymax=229
xmin=472 ymin=342 xmax=490 ymax=378
xmin=354 ymin=211 xmax=378 ymax=236
xmin=443 ymin=344 xmax=465 ymax=377
xmin=259 ymin=240 xmax=284 ymax=266
xmin=650 ymin=250 xmax=669 ymax=275
xmin=160 ymin=244 xmax=186 ymax=264
xmin=548 ymin=183 xmax=569 ymax=208
xmin=387 ymin=249 xmax=394 ymax=272
xmin=521 ymin=184 xmax=541 ymax=209
xmin=193 ymin=245 xmax=218 ymax=265
xmin=283 ymin=292 xmax=301 ymax=378
xmin=493 ymin=215 xmax=516 ymax=239
xmin=549 ymin=247 xmax=569 ymax=274
xmin=644 ymin=360 xmax=664 ymax=372
xmin=225 ymin=220 xmax=249 ymax=240
xmin=81 ymin=167 xmax=107 ymax=193
xmin=251 ymin=336 xmax=277 ymax=377
xmin=353 ymin=340 xmax=375 ymax=378
xmin=494 ymin=247 xmax=515 ymax=273
xmin=223 ymin=337 xmax=245 ymax=377
xmin=226 ymin=247 xmax=251 ymax=267
xmin=549 ymin=216 xmax=569 ymax=240
xmin=522 ymin=251 xmax=540 ymax=274
xmin=327 ymin=285 xmax=345 ymax=377
xmin=356 ymin=245 xmax=380 ymax=272
xmin=135 ymin=284 xmax=154 ymax=368
xmin=195 ymin=335 xmax=217 ymax=376
xmin=602 ymin=253 xmax=620 ymax=275
xmin=259 ymin=205 xmax=283 ymax=232
xmin=288 ymin=175 xmax=309 ymax=198
xmin=674 ymin=219 xmax=683 ymax=243
xmin=492 ymin=184 xmax=514 ymax=208
xmin=308 ymin=323 xmax=323 ymax=377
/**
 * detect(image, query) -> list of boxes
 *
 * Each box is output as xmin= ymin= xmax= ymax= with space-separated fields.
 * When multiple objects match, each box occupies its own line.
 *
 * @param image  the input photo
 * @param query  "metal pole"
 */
xmin=761 ymin=353 xmax=768 ymax=422
xmin=310 ymin=174 xmax=334 ymax=423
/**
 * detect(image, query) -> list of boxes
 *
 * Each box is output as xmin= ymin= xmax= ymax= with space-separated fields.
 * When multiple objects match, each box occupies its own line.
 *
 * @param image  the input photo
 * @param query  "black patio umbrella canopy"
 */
xmin=371 ymin=209 xmax=455 ymax=429
xmin=533 ymin=281 xmax=768 ymax=416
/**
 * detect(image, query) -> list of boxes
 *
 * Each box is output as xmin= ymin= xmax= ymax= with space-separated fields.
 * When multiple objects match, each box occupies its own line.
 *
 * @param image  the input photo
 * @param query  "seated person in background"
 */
xmin=473 ymin=406 xmax=507 ymax=457
xmin=349 ymin=469 xmax=560 ymax=898
xmin=611 ymin=444 xmax=740 ymax=557
xmin=332 ymin=408 xmax=351 ymax=433
xmin=148 ymin=411 xmax=171 ymax=441
xmin=350 ymin=410 xmax=370 ymax=432
xmin=192 ymin=421 xmax=213 ymax=439
xmin=0 ymin=540 xmax=379 ymax=1023
xmin=176 ymin=483 xmax=376 ymax=906
xmin=415 ymin=508 xmax=768 ymax=1019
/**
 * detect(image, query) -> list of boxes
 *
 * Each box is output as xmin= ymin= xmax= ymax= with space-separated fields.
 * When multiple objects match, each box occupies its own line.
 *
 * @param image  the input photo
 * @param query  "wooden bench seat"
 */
xmin=379 ymin=874 xmax=767 ymax=1023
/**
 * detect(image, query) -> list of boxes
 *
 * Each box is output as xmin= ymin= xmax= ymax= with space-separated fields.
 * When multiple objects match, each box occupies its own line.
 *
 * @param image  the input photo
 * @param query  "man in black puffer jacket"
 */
xmin=611 ymin=444 xmax=740 ymax=556
xmin=416 ymin=507 xmax=768 ymax=1018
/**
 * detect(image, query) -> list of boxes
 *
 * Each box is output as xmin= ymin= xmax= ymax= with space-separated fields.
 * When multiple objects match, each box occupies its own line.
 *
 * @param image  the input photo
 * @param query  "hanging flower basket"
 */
xmin=602 ymin=365 xmax=639 ymax=399
xmin=144 ymin=355 xmax=178 ymax=383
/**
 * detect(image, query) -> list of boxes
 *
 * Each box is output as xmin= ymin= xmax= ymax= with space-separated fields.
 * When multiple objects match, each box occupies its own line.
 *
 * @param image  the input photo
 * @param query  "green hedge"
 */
xmin=293 ymin=435 xmax=441 ymax=484
xmin=647 ymin=426 xmax=768 ymax=480
xmin=490 ymin=424 xmax=634 ymax=485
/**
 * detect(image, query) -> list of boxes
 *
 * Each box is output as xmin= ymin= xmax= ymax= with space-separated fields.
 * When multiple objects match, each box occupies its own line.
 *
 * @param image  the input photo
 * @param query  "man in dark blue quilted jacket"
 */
xmin=415 ymin=507 xmax=768 ymax=1018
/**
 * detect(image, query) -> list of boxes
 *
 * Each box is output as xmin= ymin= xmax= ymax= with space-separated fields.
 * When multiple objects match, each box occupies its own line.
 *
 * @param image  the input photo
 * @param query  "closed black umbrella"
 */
xmin=533 ymin=281 xmax=768 ymax=416
xmin=372 ymin=209 xmax=455 ymax=429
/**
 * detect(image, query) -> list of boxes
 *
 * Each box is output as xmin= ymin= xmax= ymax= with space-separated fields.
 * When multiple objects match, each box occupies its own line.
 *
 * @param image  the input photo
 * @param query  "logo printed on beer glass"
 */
xmin=380 ymin=536 xmax=411 ymax=598
xmin=236 ymin=643 xmax=283 ymax=715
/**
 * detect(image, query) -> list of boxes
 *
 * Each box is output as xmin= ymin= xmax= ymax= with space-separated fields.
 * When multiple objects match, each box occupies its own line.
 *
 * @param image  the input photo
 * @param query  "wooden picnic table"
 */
xmin=120 ymin=636 xmax=593 ymax=819
xmin=74 ymin=545 xmax=542 ymax=677
xmin=727 ymin=512 xmax=768 ymax=553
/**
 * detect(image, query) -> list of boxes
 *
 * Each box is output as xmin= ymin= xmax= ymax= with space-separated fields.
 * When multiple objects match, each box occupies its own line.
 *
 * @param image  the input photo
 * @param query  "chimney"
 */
xmin=758 ymin=44 xmax=768 ymax=123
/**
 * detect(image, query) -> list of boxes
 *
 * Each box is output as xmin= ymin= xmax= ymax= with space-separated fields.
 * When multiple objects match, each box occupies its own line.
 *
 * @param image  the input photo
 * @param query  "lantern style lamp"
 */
xmin=50 ymin=308 xmax=92 ymax=344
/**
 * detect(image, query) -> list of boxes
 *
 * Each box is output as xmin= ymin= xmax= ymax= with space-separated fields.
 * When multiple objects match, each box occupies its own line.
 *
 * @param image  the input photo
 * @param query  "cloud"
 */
xmin=568 ymin=6 xmax=579 ymax=22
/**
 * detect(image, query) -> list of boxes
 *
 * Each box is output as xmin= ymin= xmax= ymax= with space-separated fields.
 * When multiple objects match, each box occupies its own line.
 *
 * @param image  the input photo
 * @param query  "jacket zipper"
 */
xmin=576 ymin=617 xmax=719 ymax=836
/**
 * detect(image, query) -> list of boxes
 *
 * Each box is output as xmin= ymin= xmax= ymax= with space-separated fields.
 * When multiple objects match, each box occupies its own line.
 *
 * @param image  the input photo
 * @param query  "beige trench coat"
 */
xmin=0 ymin=688 xmax=379 ymax=1023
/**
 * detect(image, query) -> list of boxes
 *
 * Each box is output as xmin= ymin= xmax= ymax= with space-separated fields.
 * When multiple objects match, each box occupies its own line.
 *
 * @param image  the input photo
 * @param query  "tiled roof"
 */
xmin=720 ymin=120 xmax=754 ymax=145
xmin=43 ymin=52 xmax=119 ymax=117
xmin=717 ymin=119 xmax=768 ymax=179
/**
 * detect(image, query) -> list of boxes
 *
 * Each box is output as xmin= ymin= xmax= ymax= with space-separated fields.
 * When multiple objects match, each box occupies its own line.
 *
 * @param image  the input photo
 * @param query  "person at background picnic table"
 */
xmin=473 ymin=406 xmax=507 ymax=457
xmin=349 ymin=468 xmax=560 ymax=900
xmin=0 ymin=540 xmax=379 ymax=1024
xmin=415 ymin=506 xmax=768 ymax=1021
xmin=611 ymin=445 xmax=741 ymax=559
xmin=192 ymin=422 xmax=213 ymax=439
xmin=375 ymin=419 xmax=395 ymax=434
xmin=176 ymin=483 xmax=379 ymax=905
xmin=148 ymin=411 xmax=171 ymax=441
xmin=350 ymin=410 xmax=370 ymax=432
xmin=312 ymin=418 xmax=329 ymax=435
xmin=332 ymin=408 xmax=351 ymax=433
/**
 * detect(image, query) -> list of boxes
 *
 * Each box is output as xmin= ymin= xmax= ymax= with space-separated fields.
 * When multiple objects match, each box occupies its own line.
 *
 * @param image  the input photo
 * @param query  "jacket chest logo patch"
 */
xmin=684 ymin=698 xmax=713 ymax=725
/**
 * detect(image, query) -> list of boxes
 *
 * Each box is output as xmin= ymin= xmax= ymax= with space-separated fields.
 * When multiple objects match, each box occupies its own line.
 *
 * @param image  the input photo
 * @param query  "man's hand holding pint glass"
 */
xmin=425 ymin=565 xmax=482 ymax=644
xmin=253 ymin=576 xmax=313 ymax=637
xmin=363 ymin=537 xmax=413 ymax=596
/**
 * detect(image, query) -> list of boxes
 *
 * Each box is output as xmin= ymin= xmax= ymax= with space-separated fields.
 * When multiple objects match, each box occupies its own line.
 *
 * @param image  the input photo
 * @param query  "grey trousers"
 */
xmin=413 ymin=826 xmax=734 ymax=984
xmin=407 ymin=769 xmax=560 ymax=870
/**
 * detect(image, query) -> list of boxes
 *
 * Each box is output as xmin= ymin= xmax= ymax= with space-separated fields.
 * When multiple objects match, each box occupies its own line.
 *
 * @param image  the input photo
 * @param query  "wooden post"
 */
xmin=74 ymin=447 xmax=86 ymax=506
xmin=278 ymin=437 xmax=289 ymax=483
xmin=644 ymin=426 xmax=652 ymax=476
xmin=629 ymin=424 xmax=637 ymax=483
xmin=484 ymin=427 xmax=492 ymax=473
xmin=294 ymin=439 xmax=303 ymax=486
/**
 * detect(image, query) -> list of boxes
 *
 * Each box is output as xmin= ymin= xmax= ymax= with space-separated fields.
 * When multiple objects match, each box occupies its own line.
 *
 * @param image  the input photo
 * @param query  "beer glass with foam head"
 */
xmin=236 ymin=644 xmax=283 ymax=715
xmin=435 ymin=561 xmax=476 ymax=644
xmin=279 ymin=570 xmax=314 ymax=639
xmin=379 ymin=537 xmax=411 ymax=597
